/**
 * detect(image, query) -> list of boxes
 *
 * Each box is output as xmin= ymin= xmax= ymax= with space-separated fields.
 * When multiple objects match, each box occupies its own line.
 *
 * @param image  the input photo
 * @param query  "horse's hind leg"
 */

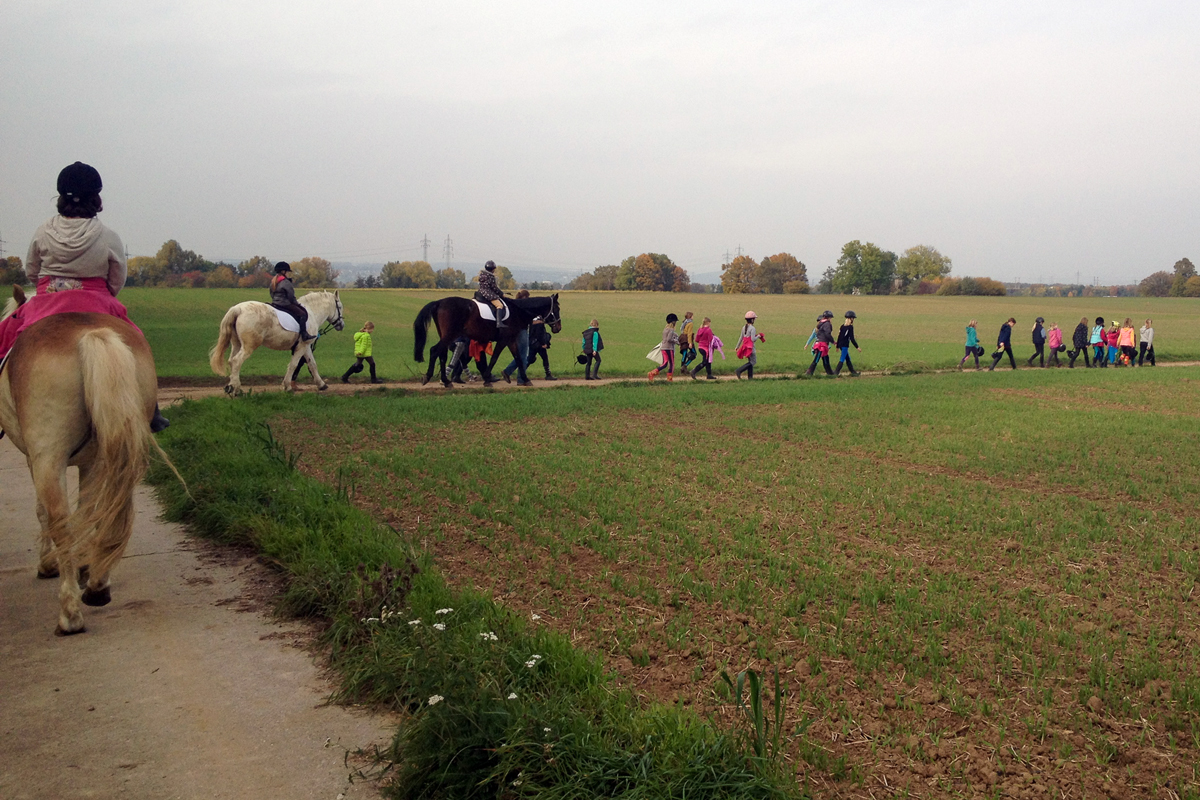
xmin=77 ymin=464 xmax=133 ymax=608
xmin=35 ymin=500 xmax=59 ymax=579
xmin=227 ymin=342 xmax=254 ymax=395
xmin=29 ymin=454 xmax=84 ymax=634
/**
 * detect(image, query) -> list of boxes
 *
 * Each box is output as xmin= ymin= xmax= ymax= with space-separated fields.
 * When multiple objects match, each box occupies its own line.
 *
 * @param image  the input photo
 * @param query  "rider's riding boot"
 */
xmin=584 ymin=364 xmax=592 ymax=380
xmin=544 ymin=370 xmax=557 ymax=380
xmin=835 ymin=362 xmax=844 ymax=376
xmin=150 ymin=405 xmax=170 ymax=433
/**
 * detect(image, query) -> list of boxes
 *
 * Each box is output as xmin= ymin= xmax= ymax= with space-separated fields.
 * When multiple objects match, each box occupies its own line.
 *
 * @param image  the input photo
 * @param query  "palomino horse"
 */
xmin=0 ymin=295 xmax=162 ymax=634
xmin=413 ymin=294 xmax=561 ymax=387
xmin=208 ymin=290 xmax=344 ymax=395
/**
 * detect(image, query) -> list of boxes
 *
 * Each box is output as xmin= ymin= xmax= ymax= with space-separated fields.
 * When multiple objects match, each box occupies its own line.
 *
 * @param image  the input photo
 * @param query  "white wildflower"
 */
xmin=362 ymin=617 xmax=380 ymax=624
xmin=480 ymin=631 xmax=499 ymax=641
xmin=428 ymin=694 xmax=444 ymax=706
xmin=408 ymin=620 xmax=421 ymax=626
xmin=433 ymin=623 xmax=446 ymax=631
xmin=543 ymin=727 xmax=551 ymax=733
xmin=435 ymin=608 xmax=454 ymax=615
xmin=508 ymin=692 xmax=518 ymax=700
xmin=531 ymin=613 xmax=541 ymax=620
xmin=525 ymin=654 xmax=543 ymax=669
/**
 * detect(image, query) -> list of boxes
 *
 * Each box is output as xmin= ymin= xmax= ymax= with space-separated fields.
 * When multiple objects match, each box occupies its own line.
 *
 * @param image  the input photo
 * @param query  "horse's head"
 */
xmin=544 ymin=293 xmax=562 ymax=333
xmin=331 ymin=290 xmax=345 ymax=331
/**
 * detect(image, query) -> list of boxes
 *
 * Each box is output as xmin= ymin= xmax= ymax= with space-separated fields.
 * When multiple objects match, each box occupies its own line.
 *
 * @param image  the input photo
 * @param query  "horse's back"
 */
xmin=3 ymin=314 xmax=156 ymax=453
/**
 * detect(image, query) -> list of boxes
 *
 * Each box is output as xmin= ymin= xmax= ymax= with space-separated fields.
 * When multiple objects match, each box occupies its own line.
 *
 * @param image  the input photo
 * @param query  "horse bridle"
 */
xmin=541 ymin=298 xmax=560 ymax=327
xmin=317 ymin=294 xmax=344 ymax=338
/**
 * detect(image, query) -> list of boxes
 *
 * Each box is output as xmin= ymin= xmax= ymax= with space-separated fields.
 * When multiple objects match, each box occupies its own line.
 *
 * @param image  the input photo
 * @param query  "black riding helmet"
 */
xmin=485 ymin=260 xmax=496 ymax=271
xmin=666 ymin=313 xmax=678 ymax=324
xmin=57 ymin=161 xmax=103 ymax=197
xmin=274 ymin=261 xmax=292 ymax=275
xmin=844 ymin=310 xmax=857 ymax=319
xmin=1036 ymin=316 xmax=1045 ymax=324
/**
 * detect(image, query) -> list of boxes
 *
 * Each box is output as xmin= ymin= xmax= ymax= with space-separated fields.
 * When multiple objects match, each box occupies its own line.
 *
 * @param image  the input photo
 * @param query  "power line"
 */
xmin=421 ymin=234 xmax=431 ymax=263
xmin=442 ymin=235 xmax=453 ymax=270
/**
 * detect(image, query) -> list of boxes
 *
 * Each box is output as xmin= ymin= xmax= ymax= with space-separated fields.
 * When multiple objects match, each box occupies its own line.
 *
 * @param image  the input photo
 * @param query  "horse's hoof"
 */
xmin=224 ymin=384 xmax=235 ymax=395
xmin=82 ymin=586 xmax=112 ymax=607
xmin=36 ymin=567 xmax=59 ymax=579
xmin=318 ymin=384 xmax=329 ymax=391
xmin=55 ymin=624 xmax=86 ymax=637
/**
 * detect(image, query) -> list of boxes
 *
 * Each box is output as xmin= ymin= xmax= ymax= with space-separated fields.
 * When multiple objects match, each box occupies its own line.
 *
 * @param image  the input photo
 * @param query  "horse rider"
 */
xmin=476 ymin=259 xmax=507 ymax=326
xmin=0 ymin=161 xmax=170 ymax=432
xmin=270 ymin=262 xmax=316 ymax=342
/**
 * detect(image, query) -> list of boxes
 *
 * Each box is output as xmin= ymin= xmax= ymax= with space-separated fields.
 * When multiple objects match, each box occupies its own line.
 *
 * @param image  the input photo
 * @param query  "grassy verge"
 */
xmin=148 ymin=394 xmax=796 ymax=799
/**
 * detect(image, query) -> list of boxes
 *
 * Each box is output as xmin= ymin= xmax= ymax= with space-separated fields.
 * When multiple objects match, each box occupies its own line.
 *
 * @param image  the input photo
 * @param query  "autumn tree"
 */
xmin=629 ymin=253 xmax=688 ymax=292
xmin=570 ymin=264 xmax=619 ymax=290
xmin=381 ymin=260 xmax=436 ymax=288
xmin=721 ymin=255 xmax=760 ymax=293
xmin=1138 ymin=271 xmax=1173 ymax=297
xmin=204 ymin=264 xmax=237 ymax=288
xmin=759 ymin=252 xmax=809 ymax=294
xmin=831 ymin=241 xmax=897 ymax=295
xmin=1 ymin=255 xmax=24 ymax=286
xmin=290 ymin=256 xmax=340 ymax=288
xmin=896 ymin=245 xmax=952 ymax=292
xmin=1170 ymin=258 xmax=1197 ymax=297
xmin=1185 ymin=276 xmax=1200 ymax=298
xmin=236 ymin=255 xmax=274 ymax=288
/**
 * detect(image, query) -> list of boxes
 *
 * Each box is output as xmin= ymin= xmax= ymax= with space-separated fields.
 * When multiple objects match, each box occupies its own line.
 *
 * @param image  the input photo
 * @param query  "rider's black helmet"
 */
xmin=844 ymin=310 xmax=856 ymax=318
xmin=485 ymin=260 xmax=496 ymax=271
xmin=57 ymin=161 xmax=102 ymax=197
xmin=822 ymin=310 xmax=833 ymax=319
xmin=274 ymin=261 xmax=292 ymax=275
xmin=666 ymin=313 xmax=678 ymax=324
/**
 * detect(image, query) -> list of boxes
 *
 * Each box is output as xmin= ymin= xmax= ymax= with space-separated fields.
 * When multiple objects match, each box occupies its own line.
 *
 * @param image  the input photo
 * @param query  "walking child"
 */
xmin=1045 ymin=322 xmax=1063 ymax=367
xmin=735 ymin=311 xmax=764 ymax=379
xmin=679 ymin=311 xmax=697 ymax=370
xmin=1068 ymin=317 xmax=1090 ymax=368
xmin=988 ymin=318 xmax=1017 ymax=370
xmin=834 ymin=311 xmax=861 ymax=376
xmin=689 ymin=317 xmax=717 ymax=380
xmin=581 ymin=319 xmax=603 ymax=380
xmin=1118 ymin=318 xmax=1136 ymax=366
xmin=1139 ymin=319 xmax=1155 ymax=366
xmin=648 ymin=313 xmax=680 ymax=381
xmin=341 ymin=321 xmax=382 ymax=384
xmin=805 ymin=311 xmax=834 ymax=376
xmin=1090 ymin=317 xmax=1106 ymax=367
xmin=1106 ymin=321 xmax=1120 ymax=365
xmin=959 ymin=319 xmax=981 ymax=370
xmin=1027 ymin=317 xmax=1045 ymax=367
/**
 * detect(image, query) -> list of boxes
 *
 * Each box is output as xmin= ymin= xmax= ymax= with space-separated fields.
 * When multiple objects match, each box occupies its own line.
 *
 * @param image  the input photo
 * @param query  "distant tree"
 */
xmin=627 ymin=253 xmax=687 ymax=292
xmin=1 ymin=255 xmax=25 ymax=286
xmin=936 ymin=276 xmax=1006 ymax=296
xmin=205 ymin=264 xmax=237 ymax=288
xmin=290 ymin=256 xmax=340 ymax=288
xmin=720 ymin=255 xmax=760 ymax=293
xmin=1170 ymin=258 xmax=1197 ymax=297
xmin=816 ymin=266 xmax=835 ymax=294
xmin=435 ymin=267 xmax=466 ymax=289
xmin=614 ymin=257 xmax=637 ymax=290
xmin=1138 ymin=271 xmax=1173 ymax=297
xmin=155 ymin=239 xmax=211 ymax=275
xmin=758 ymin=252 xmax=809 ymax=294
xmin=831 ymin=241 xmax=897 ymax=295
xmin=381 ymin=260 xmax=436 ymax=288
xmin=1185 ymin=276 xmax=1200 ymax=297
xmin=570 ymin=264 xmax=619 ymax=291
xmin=896 ymin=245 xmax=952 ymax=292
xmin=127 ymin=255 xmax=164 ymax=286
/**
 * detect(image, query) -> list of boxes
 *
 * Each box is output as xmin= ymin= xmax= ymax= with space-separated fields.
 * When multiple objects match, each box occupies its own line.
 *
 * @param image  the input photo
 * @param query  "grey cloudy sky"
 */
xmin=2 ymin=1 xmax=1196 ymax=284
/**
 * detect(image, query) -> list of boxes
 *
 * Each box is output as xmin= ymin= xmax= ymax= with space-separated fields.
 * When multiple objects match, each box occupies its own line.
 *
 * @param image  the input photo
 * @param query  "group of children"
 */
xmin=961 ymin=316 xmax=1157 ymax=371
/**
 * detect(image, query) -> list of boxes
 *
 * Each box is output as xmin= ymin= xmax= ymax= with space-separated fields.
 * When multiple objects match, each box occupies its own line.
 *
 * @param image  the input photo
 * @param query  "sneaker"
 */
xmin=502 ymin=371 xmax=512 ymax=384
xmin=370 ymin=379 xmax=384 ymax=384
xmin=341 ymin=376 xmax=350 ymax=383
xmin=706 ymin=375 xmax=716 ymax=380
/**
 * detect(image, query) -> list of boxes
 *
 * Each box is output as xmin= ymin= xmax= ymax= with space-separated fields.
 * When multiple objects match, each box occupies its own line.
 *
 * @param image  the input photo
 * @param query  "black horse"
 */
xmin=413 ymin=294 xmax=562 ymax=387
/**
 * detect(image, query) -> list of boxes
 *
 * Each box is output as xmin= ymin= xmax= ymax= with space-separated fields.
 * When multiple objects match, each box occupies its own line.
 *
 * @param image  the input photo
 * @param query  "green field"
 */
xmin=120 ymin=288 xmax=1198 ymax=380
xmin=156 ymin=363 xmax=1200 ymax=798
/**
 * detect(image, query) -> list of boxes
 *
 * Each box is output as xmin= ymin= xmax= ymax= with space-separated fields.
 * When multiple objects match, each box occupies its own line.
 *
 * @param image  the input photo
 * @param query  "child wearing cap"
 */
xmin=735 ymin=311 xmax=764 ymax=379
xmin=835 ymin=312 xmax=861 ymax=376
xmin=1026 ymin=317 xmax=1045 ymax=367
xmin=649 ymin=313 xmax=680 ymax=381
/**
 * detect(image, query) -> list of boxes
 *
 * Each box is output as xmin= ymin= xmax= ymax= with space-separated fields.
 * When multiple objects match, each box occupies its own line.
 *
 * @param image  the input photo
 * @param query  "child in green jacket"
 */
xmin=341 ymin=321 xmax=382 ymax=383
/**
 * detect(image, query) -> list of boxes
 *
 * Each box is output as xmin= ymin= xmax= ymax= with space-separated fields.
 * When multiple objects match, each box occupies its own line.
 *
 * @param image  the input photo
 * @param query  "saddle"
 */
xmin=473 ymin=299 xmax=510 ymax=324
xmin=270 ymin=305 xmax=302 ymax=334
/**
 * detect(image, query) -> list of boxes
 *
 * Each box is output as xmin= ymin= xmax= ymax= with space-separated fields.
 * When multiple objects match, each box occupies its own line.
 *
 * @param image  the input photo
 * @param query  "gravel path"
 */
xmin=0 ymin=437 xmax=392 ymax=800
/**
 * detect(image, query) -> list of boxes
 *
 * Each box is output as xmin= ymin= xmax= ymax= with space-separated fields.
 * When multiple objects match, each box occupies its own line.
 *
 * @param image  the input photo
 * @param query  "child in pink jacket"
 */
xmin=1045 ymin=323 xmax=1063 ymax=367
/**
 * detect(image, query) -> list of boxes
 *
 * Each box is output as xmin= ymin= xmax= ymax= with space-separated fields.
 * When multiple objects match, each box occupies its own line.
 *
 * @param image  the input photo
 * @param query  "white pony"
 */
xmin=209 ymin=291 xmax=344 ymax=395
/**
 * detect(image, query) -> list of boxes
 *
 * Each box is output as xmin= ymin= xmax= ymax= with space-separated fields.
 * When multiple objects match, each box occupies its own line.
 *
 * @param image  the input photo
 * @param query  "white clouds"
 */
xmin=0 ymin=1 xmax=1196 ymax=281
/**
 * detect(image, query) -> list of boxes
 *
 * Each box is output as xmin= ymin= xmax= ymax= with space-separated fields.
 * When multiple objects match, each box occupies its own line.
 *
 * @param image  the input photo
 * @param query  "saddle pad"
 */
xmin=270 ymin=306 xmax=301 ymax=334
xmin=474 ymin=300 xmax=508 ymax=323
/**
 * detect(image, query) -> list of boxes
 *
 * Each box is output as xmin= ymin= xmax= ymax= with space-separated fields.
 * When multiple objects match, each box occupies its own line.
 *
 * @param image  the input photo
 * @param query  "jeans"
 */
xmin=502 ymin=329 xmax=530 ymax=376
xmin=1138 ymin=342 xmax=1155 ymax=365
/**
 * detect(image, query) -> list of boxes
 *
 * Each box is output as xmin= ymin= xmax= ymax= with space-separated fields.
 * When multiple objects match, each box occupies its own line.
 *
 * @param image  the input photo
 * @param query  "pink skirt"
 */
xmin=0 ymin=277 xmax=141 ymax=360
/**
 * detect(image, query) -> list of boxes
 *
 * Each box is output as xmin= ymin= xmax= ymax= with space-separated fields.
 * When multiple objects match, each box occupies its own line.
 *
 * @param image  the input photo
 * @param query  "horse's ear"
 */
xmin=13 ymin=285 xmax=26 ymax=305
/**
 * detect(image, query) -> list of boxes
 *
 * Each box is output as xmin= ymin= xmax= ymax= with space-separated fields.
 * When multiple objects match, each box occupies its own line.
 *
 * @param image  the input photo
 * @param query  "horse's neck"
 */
xmin=300 ymin=293 xmax=330 ymax=317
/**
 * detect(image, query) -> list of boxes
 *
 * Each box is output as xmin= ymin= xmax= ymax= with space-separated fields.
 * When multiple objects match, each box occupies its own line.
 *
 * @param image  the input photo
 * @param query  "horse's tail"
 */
xmin=209 ymin=306 xmax=240 ymax=376
xmin=413 ymin=300 xmax=440 ymax=363
xmin=69 ymin=328 xmax=152 ymax=578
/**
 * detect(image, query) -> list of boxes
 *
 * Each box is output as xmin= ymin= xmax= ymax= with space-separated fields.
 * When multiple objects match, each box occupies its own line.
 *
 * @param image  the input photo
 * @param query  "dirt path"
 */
xmin=0 ymin=437 xmax=392 ymax=800
xmin=158 ymin=360 xmax=1198 ymax=404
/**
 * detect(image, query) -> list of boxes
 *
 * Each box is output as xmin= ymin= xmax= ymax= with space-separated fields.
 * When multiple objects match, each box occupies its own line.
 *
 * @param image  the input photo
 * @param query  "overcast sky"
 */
xmin=2 ymin=1 xmax=1197 ymax=284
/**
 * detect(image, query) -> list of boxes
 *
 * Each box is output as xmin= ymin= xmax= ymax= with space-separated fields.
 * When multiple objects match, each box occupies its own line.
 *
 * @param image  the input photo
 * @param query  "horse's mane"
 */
xmin=1 ymin=297 xmax=17 ymax=323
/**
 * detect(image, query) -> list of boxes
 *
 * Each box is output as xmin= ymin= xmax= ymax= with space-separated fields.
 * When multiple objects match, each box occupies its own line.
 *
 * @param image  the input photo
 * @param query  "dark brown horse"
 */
xmin=413 ymin=294 xmax=561 ymax=387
